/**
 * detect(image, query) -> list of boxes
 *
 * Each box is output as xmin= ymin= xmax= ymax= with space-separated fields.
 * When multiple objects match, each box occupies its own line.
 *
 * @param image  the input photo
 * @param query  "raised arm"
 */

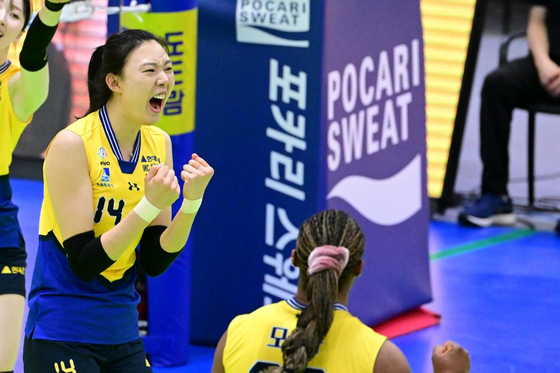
xmin=138 ymin=133 xmax=214 ymax=277
xmin=159 ymin=150 xmax=214 ymax=253
xmin=9 ymin=0 xmax=69 ymax=121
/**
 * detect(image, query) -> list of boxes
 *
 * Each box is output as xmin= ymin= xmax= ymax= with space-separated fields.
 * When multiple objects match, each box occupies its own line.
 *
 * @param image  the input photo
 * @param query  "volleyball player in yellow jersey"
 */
xmin=0 ymin=0 xmax=68 ymax=371
xmin=23 ymin=29 xmax=214 ymax=371
xmin=212 ymin=210 xmax=470 ymax=373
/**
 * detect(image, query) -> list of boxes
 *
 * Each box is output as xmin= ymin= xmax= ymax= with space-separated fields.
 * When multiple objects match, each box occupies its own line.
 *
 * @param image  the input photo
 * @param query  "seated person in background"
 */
xmin=212 ymin=210 xmax=470 ymax=373
xmin=459 ymin=0 xmax=560 ymax=227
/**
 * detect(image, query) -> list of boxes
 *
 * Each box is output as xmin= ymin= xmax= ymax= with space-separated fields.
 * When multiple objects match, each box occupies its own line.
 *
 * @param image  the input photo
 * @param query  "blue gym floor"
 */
xmin=12 ymin=178 xmax=560 ymax=372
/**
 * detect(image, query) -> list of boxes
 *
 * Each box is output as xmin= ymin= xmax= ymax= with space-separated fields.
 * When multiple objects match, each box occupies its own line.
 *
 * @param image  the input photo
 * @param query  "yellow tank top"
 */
xmin=223 ymin=298 xmax=387 ymax=373
xmin=39 ymin=106 xmax=167 ymax=282
xmin=0 ymin=60 xmax=33 ymax=176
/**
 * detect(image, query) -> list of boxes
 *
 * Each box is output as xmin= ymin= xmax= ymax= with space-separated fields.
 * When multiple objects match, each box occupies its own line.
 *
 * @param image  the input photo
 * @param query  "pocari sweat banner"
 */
xmin=193 ymin=0 xmax=431 ymax=344
xmin=322 ymin=0 xmax=431 ymax=323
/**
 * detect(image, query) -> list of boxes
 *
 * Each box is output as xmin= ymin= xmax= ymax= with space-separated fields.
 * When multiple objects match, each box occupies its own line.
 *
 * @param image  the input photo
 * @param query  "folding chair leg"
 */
xmin=528 ymin=111 xmax=535 ymax=207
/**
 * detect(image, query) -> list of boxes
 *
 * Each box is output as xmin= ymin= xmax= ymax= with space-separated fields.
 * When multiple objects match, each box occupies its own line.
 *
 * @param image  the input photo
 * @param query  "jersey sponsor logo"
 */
xmin=101 ymin=168 xmax=111 ymax=183
xmin=267 ymin=326 xmax=288 ymax=348
xmin=100 ymin=161 xmax=111 ymax=166
xmin=141 ymin=155 xmax=161 ymax=163
xmin=1 ymin=265 xmax=24 ymax=275
xmin=98 ymin=147 xmax=108 ymax=159
xmin=236 ymin=0 xmax=310 ymax=48
xmin=54 ymin=359 xmax=76 ymax=373
xmin=143 ymin=164 xmax=156 ymax=173
xmin=141 ymin=155 xmax=162 ymax=173
xmin=128 ymin=182 xmax=140 ymax=191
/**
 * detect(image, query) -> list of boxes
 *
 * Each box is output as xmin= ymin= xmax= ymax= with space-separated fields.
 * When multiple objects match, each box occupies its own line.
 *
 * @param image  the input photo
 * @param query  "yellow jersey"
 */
xmin=39 ymin=106 xmax=167 ymax=282
xmin=223 ymin=298 xmax=387 ymax=373
xmin=0 ymin=60 xmax=33 ymax=176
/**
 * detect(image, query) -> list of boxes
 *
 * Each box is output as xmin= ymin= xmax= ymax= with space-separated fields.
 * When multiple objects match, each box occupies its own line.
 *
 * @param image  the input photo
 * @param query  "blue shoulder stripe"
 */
xmin=99 ymin=106 xmax=141 ymax=163
xmin=286 ymin=297 xmax=349 ymax=312
xmin=0 ymin=60 xmax=12 ymax=75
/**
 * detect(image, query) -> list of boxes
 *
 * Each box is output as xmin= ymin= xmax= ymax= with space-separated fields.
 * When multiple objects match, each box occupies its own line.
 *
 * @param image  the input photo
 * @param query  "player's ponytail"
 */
xmin=83 ymin=29 xmax=169 ymax=117
xmin=22 ymin=0 xmax=31 ymax=30
xmin=265 ymin=210 xmax=365 ymax=373
xmin=85 ymin=45 xmax=110 ymax=116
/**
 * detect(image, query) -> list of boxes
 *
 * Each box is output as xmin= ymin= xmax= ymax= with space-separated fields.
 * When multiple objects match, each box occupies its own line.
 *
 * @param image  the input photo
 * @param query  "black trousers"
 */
xmin=480 ymin=54 xmax=560 ymax=196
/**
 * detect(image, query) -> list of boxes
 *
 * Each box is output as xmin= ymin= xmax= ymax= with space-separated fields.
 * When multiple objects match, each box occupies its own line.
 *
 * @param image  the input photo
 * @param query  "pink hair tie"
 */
xmin=307 ymin=245 xmax=350 ymax=277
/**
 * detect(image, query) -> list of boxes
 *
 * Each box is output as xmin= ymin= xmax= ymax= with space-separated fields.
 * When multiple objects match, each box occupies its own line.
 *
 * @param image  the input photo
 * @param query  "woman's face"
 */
xmin=0 ymin=0 xmax=25 ymax=51
xmin=117 ymin=40 xmax=175 ymax=126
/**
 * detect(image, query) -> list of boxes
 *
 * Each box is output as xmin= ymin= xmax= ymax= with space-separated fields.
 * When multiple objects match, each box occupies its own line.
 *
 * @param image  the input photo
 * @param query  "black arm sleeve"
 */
xmin=19 ymin=15 xmax=59 ymax=71
xmin=139 ymin=225 xmax=182 ymax=277
xmin=63 ymin=231 xmax=115 ymax=282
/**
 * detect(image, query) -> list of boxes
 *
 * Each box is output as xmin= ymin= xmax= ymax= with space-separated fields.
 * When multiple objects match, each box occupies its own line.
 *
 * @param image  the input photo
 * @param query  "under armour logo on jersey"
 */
xmin=54 ymin=359 xmax=76 ymax=373
xmin=128 ymin=182 xmax=140 ymax=191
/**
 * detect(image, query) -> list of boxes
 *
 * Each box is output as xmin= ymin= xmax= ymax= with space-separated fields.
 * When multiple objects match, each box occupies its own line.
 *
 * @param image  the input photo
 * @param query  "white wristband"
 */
xmin=134 ymin=196 xmax=162 ymax=223
xmin=180 ymin=197 xmax=203 ymax=214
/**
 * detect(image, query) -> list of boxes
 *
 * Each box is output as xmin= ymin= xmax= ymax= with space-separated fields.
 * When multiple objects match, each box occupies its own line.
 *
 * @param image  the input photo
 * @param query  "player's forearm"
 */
xmin=100 ymin=212 xmax=151 ymax=260
xmin=16 ymin=2 xmax=64 ymax=112
xmin=528 ymin=7 xmax=551 ymax=69
xmin=159 ymin=210 xmax=197 ymax=253
xmin=38 ymin=1 xmax=65 ymax=26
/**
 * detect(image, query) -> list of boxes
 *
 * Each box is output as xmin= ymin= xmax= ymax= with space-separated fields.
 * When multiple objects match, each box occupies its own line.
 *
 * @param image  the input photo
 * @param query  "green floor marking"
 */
xmin=430 ymin=229 xmax=536 ymax=261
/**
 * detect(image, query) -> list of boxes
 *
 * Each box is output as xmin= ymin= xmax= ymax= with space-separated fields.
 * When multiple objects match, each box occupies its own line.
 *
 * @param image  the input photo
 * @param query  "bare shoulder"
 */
xmin=51 ymin=129 xmax=83 ymax=145
xmin=45 ymin=130 xmax=88 ymax=174
xmin=373 ymin=339 xmax=411 ymax=373
xmin=162 ymin=131 xmax=172 ymax=148
xmin=211 ymin=331 xmax=228 ymax=373
xmin=47 ymin=130 xmax=85 ymax=156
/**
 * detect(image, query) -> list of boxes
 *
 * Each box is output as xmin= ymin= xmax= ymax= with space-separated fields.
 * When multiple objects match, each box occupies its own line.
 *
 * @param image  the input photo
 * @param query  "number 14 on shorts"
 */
xmin=54 ymin=359 xmax=76 ymax=373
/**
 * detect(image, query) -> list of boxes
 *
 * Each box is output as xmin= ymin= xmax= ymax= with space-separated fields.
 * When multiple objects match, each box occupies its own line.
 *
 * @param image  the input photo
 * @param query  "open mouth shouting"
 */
xmin=149 ymin=93 xmax=166 ymax=113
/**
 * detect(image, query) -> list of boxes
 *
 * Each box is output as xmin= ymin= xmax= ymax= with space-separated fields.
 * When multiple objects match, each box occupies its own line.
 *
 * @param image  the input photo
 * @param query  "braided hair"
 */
xmin=264 ymin=210 xmax=365 ymax=373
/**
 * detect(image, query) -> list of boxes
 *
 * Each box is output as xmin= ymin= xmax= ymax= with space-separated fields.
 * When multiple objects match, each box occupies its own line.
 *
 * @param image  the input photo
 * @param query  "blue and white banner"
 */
xmin=193 ymin=0 xmax=431 ymax=344
xmin=236 ymin=0 xmax=310 ymax=47
xmin=322 ymin=0 xmax=431 ymax=324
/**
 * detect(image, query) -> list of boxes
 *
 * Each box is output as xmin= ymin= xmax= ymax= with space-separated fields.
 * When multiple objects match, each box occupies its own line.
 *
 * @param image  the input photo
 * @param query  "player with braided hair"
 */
xmin=212 ymin=210 xmax=470 ymax=373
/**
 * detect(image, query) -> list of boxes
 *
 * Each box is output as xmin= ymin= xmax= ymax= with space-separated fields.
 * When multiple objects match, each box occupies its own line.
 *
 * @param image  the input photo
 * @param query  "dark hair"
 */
xmin=22 ymin=0 xmax=30 ymax=30
xmin=266 ymin=210 xmax=365 ymax=373
xmin=84 ymin=29 xmax=168 ymax=117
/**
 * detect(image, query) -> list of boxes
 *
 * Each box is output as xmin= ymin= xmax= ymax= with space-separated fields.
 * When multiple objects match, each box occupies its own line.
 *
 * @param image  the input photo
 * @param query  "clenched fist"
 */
xmin=144 ymin=164 xmax=181 ymax=210
xmin=181 ymin=153 xmax=214 ymax=201
xmin=432 ymin=341 xmax=470 ymax=373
